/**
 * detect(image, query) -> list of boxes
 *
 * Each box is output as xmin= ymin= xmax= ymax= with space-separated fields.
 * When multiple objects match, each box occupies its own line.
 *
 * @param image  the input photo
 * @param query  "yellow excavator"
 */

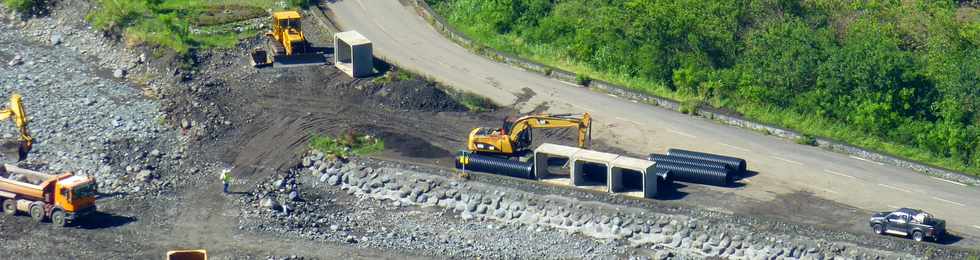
xmin=251 ymin=10 xmax=326 ymax=68
xmin=0 ymin=93 xmax=32 ymax=161
xmin=467 ymin=113 xmax=591 ymax=156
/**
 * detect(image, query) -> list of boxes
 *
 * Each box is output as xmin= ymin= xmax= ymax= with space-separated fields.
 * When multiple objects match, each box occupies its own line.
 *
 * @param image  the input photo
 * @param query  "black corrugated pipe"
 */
xmin=455 ymin=151 xmax=533 ymax=179
xmin=667 ymin=148 xmax=747 ymax=174
xmin=648 ymin=154 xmax=731 ymax=172
xmin=653 ymin=161 xmax=730 ymax=186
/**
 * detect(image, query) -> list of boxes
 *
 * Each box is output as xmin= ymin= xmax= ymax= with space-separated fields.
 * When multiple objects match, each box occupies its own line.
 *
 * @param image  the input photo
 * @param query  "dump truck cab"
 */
xmin=271 ymin=11 xmax=306 ymax=55
xmin=54 ymin=175 xmax=98 ymax=220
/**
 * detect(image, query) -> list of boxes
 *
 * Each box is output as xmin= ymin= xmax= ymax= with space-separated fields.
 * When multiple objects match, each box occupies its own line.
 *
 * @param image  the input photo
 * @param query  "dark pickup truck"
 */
xmin=869 ymin=208 xmax=946 ymax=242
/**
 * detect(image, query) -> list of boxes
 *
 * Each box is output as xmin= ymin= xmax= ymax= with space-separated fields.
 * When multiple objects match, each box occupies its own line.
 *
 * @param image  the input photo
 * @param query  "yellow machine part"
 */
xmin=0 ymin=94 xmax=32 ymax=159
xmin=271 ymin=11 xmax=306 ymax=56
xmin=166 ymin=249 xmax=207 ymax=260
xmin=467 ymin=113 xmax=591 ymax=155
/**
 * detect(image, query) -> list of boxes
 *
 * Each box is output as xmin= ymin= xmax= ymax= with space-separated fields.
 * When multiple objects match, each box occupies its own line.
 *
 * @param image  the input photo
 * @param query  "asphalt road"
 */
xmin=324 ymin=0 xmax=980 ymax=241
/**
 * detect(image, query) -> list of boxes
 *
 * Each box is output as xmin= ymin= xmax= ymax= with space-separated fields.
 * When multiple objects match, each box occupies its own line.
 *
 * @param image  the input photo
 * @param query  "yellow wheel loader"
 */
xmin=467 ymin=113 xmax=591 ymax=157
xmin=251 ymin=11 xmax=327 ymax=68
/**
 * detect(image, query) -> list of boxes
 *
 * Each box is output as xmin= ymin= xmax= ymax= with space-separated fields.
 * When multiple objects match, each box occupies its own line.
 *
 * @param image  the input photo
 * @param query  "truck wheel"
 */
xmin=51 ymin=210 xmax=66 ymax=227
xmin=29 ymin=204 xmax=44 ymax=223
xmin=872 ymin=224 xmax=884 ymax=235
xmin=2 ymin=199 xmax=15 ymax=215
xmin=912 ymin=231 xmax=924 ymax=242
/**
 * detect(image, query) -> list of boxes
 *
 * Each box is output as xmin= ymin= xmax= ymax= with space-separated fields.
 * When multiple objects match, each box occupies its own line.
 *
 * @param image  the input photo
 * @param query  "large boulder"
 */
xmin=260 ymin=197 xmax=280 ymax=210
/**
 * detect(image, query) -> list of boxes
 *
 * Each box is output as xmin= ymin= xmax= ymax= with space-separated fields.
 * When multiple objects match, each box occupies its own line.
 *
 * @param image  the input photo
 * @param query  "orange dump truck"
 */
xmin=166 ymin=250 xmax=207 ymax=260
xmin=0 ymin=164 xmax=97 ymax=226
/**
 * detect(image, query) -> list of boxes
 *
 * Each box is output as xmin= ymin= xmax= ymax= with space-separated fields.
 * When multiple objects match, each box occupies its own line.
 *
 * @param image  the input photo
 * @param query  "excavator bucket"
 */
xmin=0 ymin=138 xmax=28 ymax=161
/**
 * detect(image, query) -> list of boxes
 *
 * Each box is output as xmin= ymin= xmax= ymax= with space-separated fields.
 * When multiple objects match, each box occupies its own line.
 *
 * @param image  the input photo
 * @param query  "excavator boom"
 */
xmin=0 ymin=94 xmax=32 ymax=161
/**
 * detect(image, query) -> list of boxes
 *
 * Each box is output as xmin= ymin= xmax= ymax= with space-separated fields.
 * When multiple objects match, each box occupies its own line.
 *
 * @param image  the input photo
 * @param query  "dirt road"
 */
xmin=323 ymin=0 xmax=980 ymax=240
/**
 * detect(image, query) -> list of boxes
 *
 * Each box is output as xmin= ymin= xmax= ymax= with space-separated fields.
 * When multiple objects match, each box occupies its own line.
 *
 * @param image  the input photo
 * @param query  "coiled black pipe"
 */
xmin=648 ymin=154 xmax=731 ymax=172
xmin=653 ymin=161 xmax=730 ymax=186
xmin=667 ymin=148 xmax=747 ymax=174
xmin=455 ymin=151 xmax=533 ymax=179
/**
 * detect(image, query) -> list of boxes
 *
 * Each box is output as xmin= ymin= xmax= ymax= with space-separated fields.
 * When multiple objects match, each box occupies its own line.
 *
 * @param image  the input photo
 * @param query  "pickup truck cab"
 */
xmin=869 ymin=208 xmax=945 ymax=242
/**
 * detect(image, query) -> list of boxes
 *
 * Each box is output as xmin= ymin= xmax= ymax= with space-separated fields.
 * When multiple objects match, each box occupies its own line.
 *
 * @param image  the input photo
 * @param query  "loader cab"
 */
xmin=273 ymin=11 xmax=302 ymax=33
xmin=54 ymin=175 xmax=97 ymax=213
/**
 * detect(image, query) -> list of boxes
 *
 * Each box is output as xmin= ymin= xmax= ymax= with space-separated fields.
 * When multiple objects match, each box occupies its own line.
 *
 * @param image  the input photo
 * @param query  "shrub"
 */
xmin=3 ymin=0 xmax=35 ymax=13
xmin=575 ymin=74 xmax=591 ymax=86
xmin=797 ymin=134 xmax=817 ymax=146
xmin=679 ymin=99 xmax=701 ymax=115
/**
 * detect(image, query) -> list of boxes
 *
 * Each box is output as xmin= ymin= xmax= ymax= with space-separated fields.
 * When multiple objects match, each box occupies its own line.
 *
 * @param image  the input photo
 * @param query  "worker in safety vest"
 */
xmin=220 ymin=168 xmax=232 ymax=193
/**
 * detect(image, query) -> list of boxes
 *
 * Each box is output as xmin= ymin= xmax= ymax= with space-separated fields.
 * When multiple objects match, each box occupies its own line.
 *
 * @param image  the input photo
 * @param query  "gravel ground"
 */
xmin=238 ymin=159 xmax=622 ymax=259
xmin=0 ymin=6 xmax=182 ymax=195
xmin=2 ymin=2 xmax=978 ymax=259
xmin=237 ymin=151 xmax=976 ymax=259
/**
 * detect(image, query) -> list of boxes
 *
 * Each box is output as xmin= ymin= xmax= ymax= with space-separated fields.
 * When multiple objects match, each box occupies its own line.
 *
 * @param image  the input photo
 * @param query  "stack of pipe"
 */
xmin=649 ymin=153 xmax=733 ymax=186
xmin=667 ymin=148 xmax=747 ymax=175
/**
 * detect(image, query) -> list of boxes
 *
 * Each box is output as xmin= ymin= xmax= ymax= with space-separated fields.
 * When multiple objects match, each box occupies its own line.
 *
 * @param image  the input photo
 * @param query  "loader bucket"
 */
xmin=250 ymin=49 xmax=271 ymax=68
xmin=272 ymin=53 xmax=327 ymax=68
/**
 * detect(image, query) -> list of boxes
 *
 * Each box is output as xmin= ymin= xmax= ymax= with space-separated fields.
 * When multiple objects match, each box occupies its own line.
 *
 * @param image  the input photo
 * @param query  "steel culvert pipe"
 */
xmin=653 ymin=161 xmax=730 ymax=186
xmin=648 ymin=154 xmax=731 ymax=172
xmin=667 ymin=148 xmax=747 ymax=174
xmin=455 ymin=151 xmax=533 ymax=179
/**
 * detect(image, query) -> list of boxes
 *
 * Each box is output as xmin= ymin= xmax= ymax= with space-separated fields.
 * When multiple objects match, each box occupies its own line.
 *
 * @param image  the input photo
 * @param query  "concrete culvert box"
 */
xmin=608 ymin=156 xmax=655 ymax=194
xmin=334 ymin=30 xmax=373 ymax=78
xmin=533 ymin=143 xmax=582 ymax=180
xmin=570 ymin=149 xmax=618 ymax=189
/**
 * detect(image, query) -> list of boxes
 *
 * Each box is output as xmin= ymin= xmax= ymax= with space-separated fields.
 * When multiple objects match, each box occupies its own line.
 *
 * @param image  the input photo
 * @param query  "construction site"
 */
xmin=1 ymin=1 xmax=979 ymax=259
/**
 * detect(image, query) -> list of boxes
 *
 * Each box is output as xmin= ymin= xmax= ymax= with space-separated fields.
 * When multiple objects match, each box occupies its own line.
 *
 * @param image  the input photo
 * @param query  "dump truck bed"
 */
xmin=0 ymin=164 xmax=59 ymax=200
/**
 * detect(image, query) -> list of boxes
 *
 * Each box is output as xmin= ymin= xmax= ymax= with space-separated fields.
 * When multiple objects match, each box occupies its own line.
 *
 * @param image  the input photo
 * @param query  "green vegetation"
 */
xmin=373 ymin=68 xmax=417 ymax=84
xmin=309 ymin=132 xmax=385 ymax=158
xmin=452 ymin=90 xmax=496 ymax=112
xmin=85 ymin=0 xmax=306 ymax=54
xmin=797 ymin=134 xmax=817 ymax=146
xmin=574 ymin=74 xmax=591 ymax=86
xmin=427 ymin=0 xmax=980 ymax=175
xmin=2 ymin=0 xmax=36 ymax=13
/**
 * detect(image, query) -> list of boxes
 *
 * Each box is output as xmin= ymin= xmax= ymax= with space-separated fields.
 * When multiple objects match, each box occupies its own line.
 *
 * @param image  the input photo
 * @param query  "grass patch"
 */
xmin=372 ymin=68 xmax=417 ymax=85
xmin=451 ymin=90 xmax=495 ymax=112
xmin=86 ymin=0 xmax=307 ymax=54
xmin=309 ymin=132 xmax=384 ymax=158
xmin=3 ymin=0 xmax=35 ymax=13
